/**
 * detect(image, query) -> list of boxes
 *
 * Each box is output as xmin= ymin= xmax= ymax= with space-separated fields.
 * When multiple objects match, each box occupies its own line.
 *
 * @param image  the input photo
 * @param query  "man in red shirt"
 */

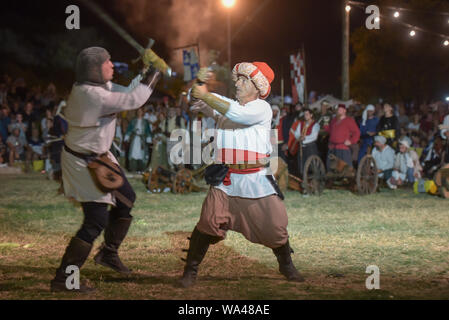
xmin=326 ymin=104 xmax=360 ymax=169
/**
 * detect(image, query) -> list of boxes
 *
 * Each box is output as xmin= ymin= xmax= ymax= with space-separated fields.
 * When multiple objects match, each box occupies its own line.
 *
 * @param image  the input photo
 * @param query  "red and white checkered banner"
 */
xmin=290 ymin=51 xmax=305 ymax=104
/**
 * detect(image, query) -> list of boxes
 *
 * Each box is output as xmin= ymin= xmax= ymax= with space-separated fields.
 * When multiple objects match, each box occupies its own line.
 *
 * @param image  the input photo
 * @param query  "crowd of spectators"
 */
xmin=275 ymin=98 xmax=449 ymax=190
xmin=1 ymin=73 xmax=448 ymax=192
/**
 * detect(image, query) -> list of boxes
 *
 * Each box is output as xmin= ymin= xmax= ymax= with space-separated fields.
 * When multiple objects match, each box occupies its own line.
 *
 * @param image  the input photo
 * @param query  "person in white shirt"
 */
xmin=179 ymin=62 xmax=304 ymax=288
xmin=387 ymin=137 xmax=422 ymax=189
xmin=372 ymin=135 xmax=395 ymax=182
xmin=124 ymin=107 xmax=152 ymax=173
xmin=288 ymin=108 xmax=320 ymax=175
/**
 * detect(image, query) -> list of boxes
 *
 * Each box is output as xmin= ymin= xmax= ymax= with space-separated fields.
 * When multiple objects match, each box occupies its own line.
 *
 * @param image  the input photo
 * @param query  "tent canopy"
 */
xmin=309 ymin=95 xmax=354 ymax=111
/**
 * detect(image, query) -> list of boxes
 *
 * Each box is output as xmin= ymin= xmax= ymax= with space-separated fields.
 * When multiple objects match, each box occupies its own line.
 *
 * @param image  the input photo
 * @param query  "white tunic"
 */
xmin=127 ymin=119 xmax=146 ymax=160
xmin=212 ymin=94 xmax=277 ymax=199
xmin=61 ymin=75 xmax=152 ymax=205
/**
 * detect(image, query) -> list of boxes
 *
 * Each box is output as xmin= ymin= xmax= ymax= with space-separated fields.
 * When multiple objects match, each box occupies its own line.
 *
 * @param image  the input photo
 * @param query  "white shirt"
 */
xmin=211 ymin=94 xmax=277 ymax=199
xmin=61 ymin=75 xmax=152 ymax=205
xmin=372 ymin=145 xmax=395 ymax=172
xmin=292 ymin=122 xmax=320 ymax=145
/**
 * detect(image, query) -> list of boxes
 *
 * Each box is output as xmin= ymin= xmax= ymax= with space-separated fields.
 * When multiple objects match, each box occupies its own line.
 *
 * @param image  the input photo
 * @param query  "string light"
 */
xmin=347 ymin=1 xmax=449 ymax=48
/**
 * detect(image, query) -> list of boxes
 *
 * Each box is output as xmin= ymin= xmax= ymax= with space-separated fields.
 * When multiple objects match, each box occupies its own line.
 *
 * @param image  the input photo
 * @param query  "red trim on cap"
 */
xmin=249 ymin=68 xmax=260 ymax=79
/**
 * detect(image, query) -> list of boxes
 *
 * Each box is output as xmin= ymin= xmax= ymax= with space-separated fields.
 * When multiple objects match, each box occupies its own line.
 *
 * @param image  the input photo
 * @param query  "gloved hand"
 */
xmin=142 ymin=49 xmax=169 ymax=75
xmin=191 ymin=83 xmax=209 ymax=100
xmin=191 ymin=84 xmax=230 ymax=115
xmin=196 ymin=67 xmax=212 ymax=84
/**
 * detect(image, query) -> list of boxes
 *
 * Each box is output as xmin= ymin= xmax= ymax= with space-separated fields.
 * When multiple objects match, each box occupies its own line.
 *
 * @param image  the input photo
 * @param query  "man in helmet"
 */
xmin=50 ymin=47 xmax=163 ymax=292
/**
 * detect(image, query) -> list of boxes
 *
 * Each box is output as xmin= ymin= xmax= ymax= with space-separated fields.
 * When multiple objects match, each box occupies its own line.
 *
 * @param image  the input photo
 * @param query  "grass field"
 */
xmin=0 ymin=173 xmax=448 ymax=300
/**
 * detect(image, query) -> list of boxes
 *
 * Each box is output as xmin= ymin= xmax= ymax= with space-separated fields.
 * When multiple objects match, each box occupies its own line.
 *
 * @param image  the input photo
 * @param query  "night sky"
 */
xmin=2 ymin=0 xmax=372 ymax=97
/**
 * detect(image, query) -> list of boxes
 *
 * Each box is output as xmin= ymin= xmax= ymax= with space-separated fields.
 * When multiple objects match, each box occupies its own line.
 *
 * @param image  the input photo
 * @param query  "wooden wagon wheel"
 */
xmin=303 ymin=155 xmax=326 ymax=195
xmin=147 ymin=170 xmax=163 ymax=193
xmin=172 ymin=168 xmax=193 ymax=194
xmin=356 ymin=155 xmax=378 ymax=195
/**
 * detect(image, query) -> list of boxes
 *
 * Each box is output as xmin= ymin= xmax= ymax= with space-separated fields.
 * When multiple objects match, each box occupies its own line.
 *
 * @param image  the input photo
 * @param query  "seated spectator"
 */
xmin=0 ymin=133 xmax=7 ymax=166
xmin=358 ymin=104 xmax=379 ymax=163
xmin=0 ymin=105 xmax=11 ymax=144
xmin=387 ymin=137 xmax=422 ymax=189
xmin=407 ymin=114 xmax=421 ymax=134
xmin=372 ymin=136 xmax=395 ymax=183
xmin=22 ymin=101 xmax=38 ymax=141
xmin=6 ymin=127 xmax=30 ymax=167
xmin=420 ymin=113 xmax=433 ymax=137
xmin=40 ymin=108 xmax=53 ymax=140
xmin=441 ymin=113 xmax=449 ymax=140
xmin=28 ymin=127 xmax=44 ymax=160
xmin=8 ymin=113 xmax=27 ymax=140
xmin=397 ymin=104 xmax=409 ymax=128
xmin=421 ymin=135 xmax=444 ymax=178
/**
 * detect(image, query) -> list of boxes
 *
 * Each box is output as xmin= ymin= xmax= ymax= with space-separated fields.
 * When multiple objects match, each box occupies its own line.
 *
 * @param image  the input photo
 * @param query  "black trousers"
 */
xmin=297 ymin=142 xmax=319 ymax=176
xmin=75 ymin=168 xmax=136 ymax=244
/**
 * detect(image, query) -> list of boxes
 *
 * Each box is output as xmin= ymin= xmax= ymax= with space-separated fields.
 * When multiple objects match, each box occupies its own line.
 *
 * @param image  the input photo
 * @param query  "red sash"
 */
xmin=223 ymin=167 xmax=264 ymax=186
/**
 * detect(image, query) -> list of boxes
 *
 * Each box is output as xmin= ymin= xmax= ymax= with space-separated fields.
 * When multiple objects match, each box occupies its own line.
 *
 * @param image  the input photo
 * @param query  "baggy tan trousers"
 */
xmin=196 ymin=187 xmax=289 ymax=249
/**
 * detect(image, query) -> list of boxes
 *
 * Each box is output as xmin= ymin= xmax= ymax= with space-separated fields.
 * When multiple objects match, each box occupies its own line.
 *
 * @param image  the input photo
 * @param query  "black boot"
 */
xmin=94 ymin=217 xmax=132 ymax=274
xmin=178 ymin=227 xmax=217 ymax=288
xmin=272 ymin=241 xmax=305 ymax=282
xmin=50 ymin=237 xmax=95 ymax=292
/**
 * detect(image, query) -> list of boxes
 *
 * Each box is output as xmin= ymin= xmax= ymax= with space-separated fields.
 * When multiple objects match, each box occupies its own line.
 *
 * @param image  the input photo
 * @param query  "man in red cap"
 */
xmin=325 ymin=104 xmax=360 ymax=169
xmin=179 ymin=62 xmax=304 ymax=288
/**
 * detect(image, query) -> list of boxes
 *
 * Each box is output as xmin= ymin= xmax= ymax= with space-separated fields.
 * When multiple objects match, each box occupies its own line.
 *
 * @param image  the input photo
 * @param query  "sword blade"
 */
xmin=79 ymin=0 xmax=145 ymax=54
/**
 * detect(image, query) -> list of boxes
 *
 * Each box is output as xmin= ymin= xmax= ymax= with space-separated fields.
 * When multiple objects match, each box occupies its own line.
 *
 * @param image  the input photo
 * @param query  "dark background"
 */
xmin=1 ymin=0 xmax=448 ymax=102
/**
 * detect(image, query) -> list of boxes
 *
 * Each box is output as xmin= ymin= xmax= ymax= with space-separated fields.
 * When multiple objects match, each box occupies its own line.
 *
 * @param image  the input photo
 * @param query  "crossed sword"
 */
xmin=79 ymin=0 xmax=172 ymax=76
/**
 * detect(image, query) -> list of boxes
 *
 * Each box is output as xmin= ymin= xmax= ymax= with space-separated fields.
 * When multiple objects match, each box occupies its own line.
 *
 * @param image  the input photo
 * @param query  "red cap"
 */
xmin=252 ymin=62 xmax=275 ymax=84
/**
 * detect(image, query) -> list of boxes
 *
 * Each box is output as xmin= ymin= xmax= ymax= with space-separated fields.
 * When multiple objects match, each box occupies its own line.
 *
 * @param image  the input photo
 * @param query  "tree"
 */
xmin=350 ymin=0 xmax=449 ymax=104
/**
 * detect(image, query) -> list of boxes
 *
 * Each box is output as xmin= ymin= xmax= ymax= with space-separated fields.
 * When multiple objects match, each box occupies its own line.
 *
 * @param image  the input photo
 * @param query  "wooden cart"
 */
xmin=142 ymin=165 xmax=208 ymax=194
xmin=288 ymin=154 xmax=378 ymax=196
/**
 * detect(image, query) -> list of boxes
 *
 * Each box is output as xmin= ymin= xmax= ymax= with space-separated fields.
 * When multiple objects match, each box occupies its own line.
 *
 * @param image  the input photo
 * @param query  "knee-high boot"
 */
xmin=50 ymin=237 xmax=95 ymax=292
xmin=94 ymin=217 xmax=133 ymax=274
xmin=179 ymin=227 xmax=218 ymax=288
xmin=272 ymin=240 xmax=305 ymax=282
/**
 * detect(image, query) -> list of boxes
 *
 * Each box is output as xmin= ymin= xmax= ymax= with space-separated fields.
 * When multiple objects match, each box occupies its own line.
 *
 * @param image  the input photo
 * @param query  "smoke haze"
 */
xmin=111 ymin=0 xmax=227 ymax=71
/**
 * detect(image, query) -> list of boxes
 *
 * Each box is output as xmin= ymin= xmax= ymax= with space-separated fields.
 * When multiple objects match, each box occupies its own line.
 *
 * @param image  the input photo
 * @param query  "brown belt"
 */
xmin=225 ymin=161 xmax=269 ymax=170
